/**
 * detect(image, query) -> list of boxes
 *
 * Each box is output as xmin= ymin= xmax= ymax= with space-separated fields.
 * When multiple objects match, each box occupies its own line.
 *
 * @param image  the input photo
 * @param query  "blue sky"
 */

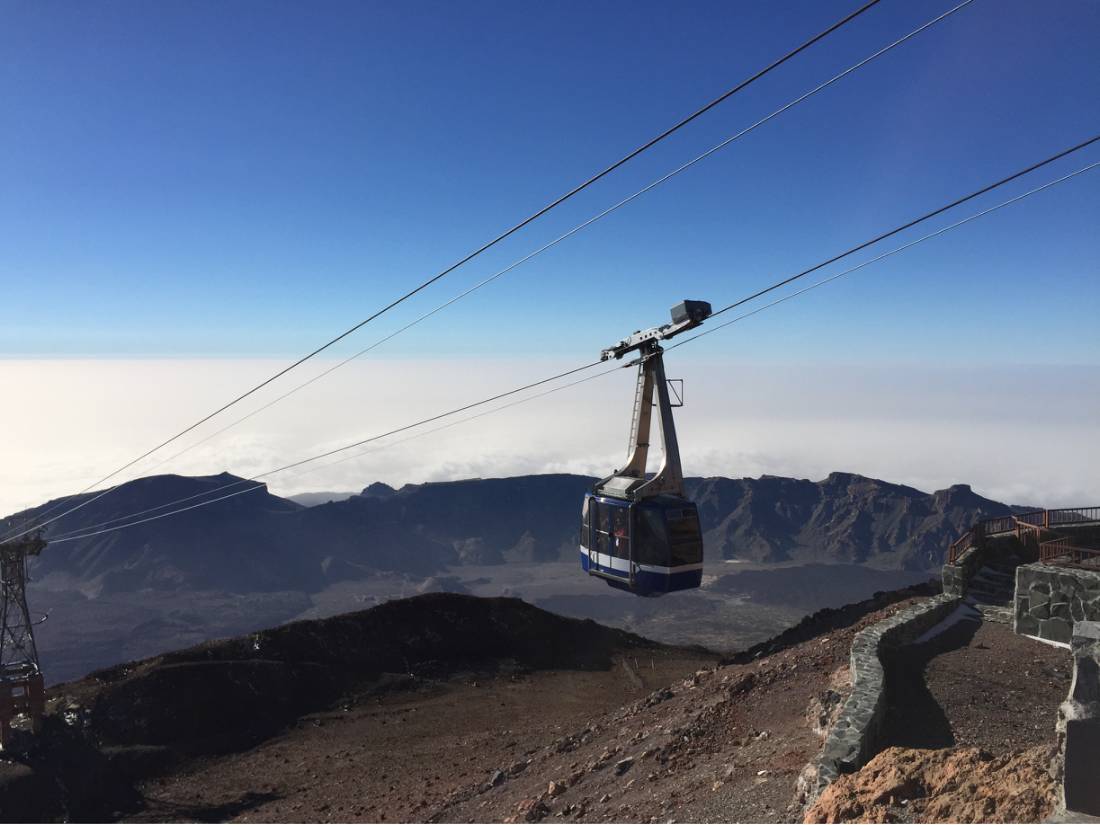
xmin=2 ymin=0 xmax=1098 ymax=365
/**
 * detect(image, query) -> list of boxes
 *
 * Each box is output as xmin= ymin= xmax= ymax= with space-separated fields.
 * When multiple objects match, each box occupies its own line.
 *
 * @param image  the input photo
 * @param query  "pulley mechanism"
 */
xmin=599 ymin=299 xmax=712 ymax=362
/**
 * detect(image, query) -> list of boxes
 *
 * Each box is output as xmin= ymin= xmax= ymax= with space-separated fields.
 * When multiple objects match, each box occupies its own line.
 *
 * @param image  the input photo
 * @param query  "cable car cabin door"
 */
xmin=582 ymin=496 xmax=635 ymax=590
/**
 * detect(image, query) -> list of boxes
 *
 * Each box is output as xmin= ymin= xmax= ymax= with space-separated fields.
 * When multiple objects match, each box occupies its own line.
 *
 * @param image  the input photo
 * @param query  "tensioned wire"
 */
xmin=4 ymin=0 xmax=887 ymax=540
xmin=6 ymin=0 xmax=979 ymax=544
xmin=44 ymin=156 xmax=1100 ymax=544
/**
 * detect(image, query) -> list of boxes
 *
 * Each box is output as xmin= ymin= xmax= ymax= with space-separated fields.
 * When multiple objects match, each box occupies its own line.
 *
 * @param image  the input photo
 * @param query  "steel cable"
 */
xmin=44 ymin=151 xmax=1100 ymax=543
xmin=5 ymin=0 xmax=885 ymax=540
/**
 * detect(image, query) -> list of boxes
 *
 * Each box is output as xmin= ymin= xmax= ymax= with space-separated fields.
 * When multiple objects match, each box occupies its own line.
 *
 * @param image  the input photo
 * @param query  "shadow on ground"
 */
xmin=882 ymin=612 xmax=982 ymax=750
xmin=137 ymin=791 xmax=281 ymax=823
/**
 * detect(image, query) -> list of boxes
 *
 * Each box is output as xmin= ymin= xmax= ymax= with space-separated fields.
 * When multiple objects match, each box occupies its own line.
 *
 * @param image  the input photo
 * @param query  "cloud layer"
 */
xmin=2 ymin=358 xmax=1097 ymax=517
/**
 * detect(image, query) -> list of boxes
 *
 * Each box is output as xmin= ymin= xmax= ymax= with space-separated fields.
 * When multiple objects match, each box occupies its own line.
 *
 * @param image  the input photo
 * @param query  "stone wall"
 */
xmin=1056 ymin=621 xmax=1100 ymax=817
xmin=941 ymin=534 xmax=1028 ymax=598
xmin=807 ymin=593 xmax=960 ymax=799
xmin=942 ymin=546 xmax=983 ymax=597
xmin=1014 ymin=563 xmax=1100 ymax=644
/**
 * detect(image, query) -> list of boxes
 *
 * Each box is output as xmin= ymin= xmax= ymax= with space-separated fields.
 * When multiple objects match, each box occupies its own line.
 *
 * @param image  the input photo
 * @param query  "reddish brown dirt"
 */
xmin=804 ymin=745 xmax=1058 ymax=824
xmin=124 ymin=654 xmax=713 ymax=823
xmin=122 ymin=597 xmax=930 ymax=824
xmin=805 ymin=620 xmax=1071 ymax=824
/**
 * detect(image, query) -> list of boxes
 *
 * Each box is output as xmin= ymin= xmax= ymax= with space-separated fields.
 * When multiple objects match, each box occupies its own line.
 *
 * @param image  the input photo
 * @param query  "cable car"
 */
xmin=579 ymin=300 xmax=711 ymax=596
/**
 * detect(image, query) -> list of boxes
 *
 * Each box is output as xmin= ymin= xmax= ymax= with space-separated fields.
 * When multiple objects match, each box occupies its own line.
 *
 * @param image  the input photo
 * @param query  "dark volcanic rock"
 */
xmin=59 ymin=593 xmax=662 ymax=756
xmin=1 ymin=716 xmax=140 ymax=821
xmin=360 ymin=482 xmax=396 ymax=499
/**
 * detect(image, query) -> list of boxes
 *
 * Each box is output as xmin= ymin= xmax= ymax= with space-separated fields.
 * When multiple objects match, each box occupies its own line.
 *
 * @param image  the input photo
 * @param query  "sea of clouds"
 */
xmin=2 ymin=357 xmax=1097 ymax=517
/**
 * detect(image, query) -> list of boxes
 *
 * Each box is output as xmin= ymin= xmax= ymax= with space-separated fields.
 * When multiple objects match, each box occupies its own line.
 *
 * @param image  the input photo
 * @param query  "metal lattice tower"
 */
xmin=0 ymin=534 xmax=46 ymax=747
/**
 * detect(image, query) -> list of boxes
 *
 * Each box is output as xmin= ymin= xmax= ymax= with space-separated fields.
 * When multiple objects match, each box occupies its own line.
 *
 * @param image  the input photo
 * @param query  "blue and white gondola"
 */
xmin=579 ymin=493 xmax=703 ymax=596
xmin=577 ymin=298 xmax=712 ymax=598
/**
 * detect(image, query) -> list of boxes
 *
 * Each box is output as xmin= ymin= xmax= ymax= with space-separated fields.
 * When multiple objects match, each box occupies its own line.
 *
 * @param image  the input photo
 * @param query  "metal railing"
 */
xmin=1015 ymin=520 xmax=1056 ymax=545
xmin=947 ymin=529 xmax=975 ymax=564
xmin=1011 ymin=511 xmax=1046 ymax=529
xmin=1040 ymin=536 xmax=1100 ymax=570
xmin=985 ymin=514 xmax=1029 ymax=535
xmin=1048 ymin=506 xmax=1100 ymax=526
xmin=947 ymin=506 xmax=1100 ymax=568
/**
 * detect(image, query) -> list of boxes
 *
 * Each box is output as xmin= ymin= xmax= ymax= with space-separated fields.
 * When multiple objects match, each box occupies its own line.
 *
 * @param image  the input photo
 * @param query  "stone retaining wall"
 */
xmin=941 ymin=534 xmax=1024 ymax=598
xmin=1056 ymin=621 xmax=1100 ymax=817
xmin=942 ymin=547 xmax=983 ymax=598
xmin=806 ymin=593 xmax=960 ymax=799
xmin=1014 ymin=563 xmax=1100 ymax=644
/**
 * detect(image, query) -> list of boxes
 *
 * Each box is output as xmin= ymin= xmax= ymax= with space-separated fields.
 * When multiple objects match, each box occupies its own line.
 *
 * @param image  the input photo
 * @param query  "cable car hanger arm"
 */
xmin=601 ymin=300 xmax=712 ymax=361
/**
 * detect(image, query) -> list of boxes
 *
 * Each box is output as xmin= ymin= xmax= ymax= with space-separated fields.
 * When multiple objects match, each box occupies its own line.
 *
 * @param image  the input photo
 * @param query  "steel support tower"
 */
xmin=0 ymin=534 xmax=46 ymax=748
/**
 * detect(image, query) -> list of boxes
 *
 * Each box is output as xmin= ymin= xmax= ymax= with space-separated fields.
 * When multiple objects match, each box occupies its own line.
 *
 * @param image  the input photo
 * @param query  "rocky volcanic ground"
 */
xmin=807 ymin=746 xmax=1060 ymax=824
xmin=118 ymin=594 xmax=934 ymax=824
xmin=0 ymin=589 xmax=1073 ymax=824
xmin=807 ymin=619 xmax=1070 ymax=824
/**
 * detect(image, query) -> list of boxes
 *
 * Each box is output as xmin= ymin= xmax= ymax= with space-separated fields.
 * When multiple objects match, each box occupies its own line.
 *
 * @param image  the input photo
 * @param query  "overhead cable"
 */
xmin=45 ymin=360 xmax=610 ymax=541
xmin=84 ymin=0 xmax=980 ymax=486
xmin=9 ymin=0 xmax=884 ymax=540
xmin=44 ymin=150 xmax=1100 ymax=544
xmin=706 ymin=134 xmax=1100 ymax=319
xmin=669 ymin=159 xmax=1100 ymax=350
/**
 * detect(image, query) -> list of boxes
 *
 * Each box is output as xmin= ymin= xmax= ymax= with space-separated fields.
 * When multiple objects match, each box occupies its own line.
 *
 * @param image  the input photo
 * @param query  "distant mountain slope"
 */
xmin=21 ymin=473 xmax=312 ymax=594
xmin=287 ymin=491 xmax=358 ymax=507
xmin=17 ymin=472 xmax=450 ymax=595
xmin=332 ymin=474 xmax=590 ymax=565
xmin=8 ymin=470 xmax=1017 ymax=595
xmin=688 ymin=472 xmax=1015 ymax=569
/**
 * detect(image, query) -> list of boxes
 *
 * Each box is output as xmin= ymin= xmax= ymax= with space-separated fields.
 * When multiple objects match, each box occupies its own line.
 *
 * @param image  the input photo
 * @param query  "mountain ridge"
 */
xmin=8 ymin=470 xmax=1018 ymax=597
